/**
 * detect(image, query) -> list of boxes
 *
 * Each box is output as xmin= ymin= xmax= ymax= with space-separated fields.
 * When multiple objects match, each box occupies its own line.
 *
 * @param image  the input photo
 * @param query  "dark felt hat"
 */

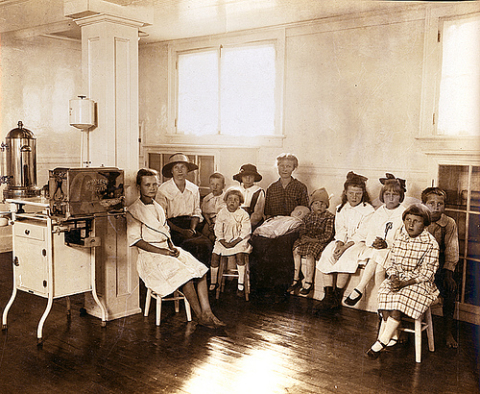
xmin=233 ymin=164 xmax=262 ymax=183
xmin=162 ymin=153 xmax=198 ymax=178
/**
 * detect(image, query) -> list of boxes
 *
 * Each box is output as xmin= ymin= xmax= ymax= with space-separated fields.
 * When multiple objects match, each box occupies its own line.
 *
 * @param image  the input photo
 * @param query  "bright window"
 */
xmin=437 ymin=17 xmax=480 ymax=136
xmin=176 ymin=43 xmax=277 ymax=137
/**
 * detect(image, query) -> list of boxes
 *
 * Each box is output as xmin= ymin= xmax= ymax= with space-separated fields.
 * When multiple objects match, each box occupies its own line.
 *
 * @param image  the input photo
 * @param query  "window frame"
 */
xmin=167 ymin=29 xmax=285 ymax=147
xmin=418 ymin=6 xmax=480 ymax=152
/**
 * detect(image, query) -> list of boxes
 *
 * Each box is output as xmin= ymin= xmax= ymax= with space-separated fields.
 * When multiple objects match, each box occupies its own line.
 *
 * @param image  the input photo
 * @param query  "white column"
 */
xmin=73 ymin=14 xmax=143 ymax=320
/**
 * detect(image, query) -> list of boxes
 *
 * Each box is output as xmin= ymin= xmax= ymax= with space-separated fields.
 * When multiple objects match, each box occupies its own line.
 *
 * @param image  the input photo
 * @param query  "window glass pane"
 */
xmin=177 ymin=50 xmax=219 ymax=135
xmin=437 ymin=17 xmax=480 ymax=136
xmin=468 ymin=213 xmax=480 ymax=259
xmin=438 ymin=165 xmax=469 ymax=210
xmin=220 ymin=45 xmax=276 ymax=136
xmin=148 ymin=153 xmax=162 ymax=173
xmin=464 ymin=260 xmax=480 ymax=306
xmin=470 ymin=166 xmax=480 ymax=212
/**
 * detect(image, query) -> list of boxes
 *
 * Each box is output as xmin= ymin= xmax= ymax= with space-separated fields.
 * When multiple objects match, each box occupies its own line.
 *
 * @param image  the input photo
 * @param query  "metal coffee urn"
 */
xmin=1 ymin=121 xmax=40 ymax=199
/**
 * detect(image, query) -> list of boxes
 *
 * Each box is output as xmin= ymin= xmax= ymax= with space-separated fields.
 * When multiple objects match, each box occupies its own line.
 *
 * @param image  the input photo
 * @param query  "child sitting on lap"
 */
xmin=201 ymin=173 xmax=226 ymax=242
xmin=210 ymin=188 xmax=253 ymax=297
xmin=289 ymin=188 xmax=335 ymax=295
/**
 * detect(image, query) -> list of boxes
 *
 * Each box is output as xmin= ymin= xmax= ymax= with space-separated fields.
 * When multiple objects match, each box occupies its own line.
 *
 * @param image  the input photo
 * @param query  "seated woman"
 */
xmin=127 ymin=169 xmax=224 ymax=329
xmin=233 ymin=164 xmax=265 ymax=231
xmin=290 ymin=188 xmax=335 ymax=295
xmin=156 ymin=153 xmax=213 ymax=267
xmin=344 ymin=173 xmax=407 ymax=306
xmin=315 ymin=172 xmax=374 ymax=311
xmin=366 ymin=204 xmax=439 ymax=359
xmin=210 ymin=188 xmax=252 ymax=297
xmin=250 ymin=153 xmax=309 ymax=296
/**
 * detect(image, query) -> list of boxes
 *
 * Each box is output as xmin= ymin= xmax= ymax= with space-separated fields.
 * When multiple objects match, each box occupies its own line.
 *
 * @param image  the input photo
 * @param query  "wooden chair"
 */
xmin=144 ymin=288 xmax=192 ymax=326
xmin=399 ymin=306 xmax=435 ymax=363
xmin=216 ymin=255 xmax=250 ymax=301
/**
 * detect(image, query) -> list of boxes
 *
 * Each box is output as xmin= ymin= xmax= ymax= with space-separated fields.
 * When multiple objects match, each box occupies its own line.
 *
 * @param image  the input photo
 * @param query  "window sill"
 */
xmin=152 ymin=133 xmax=285 ymax=148
xmin=416 ymin=136 xmax=480 ymax=155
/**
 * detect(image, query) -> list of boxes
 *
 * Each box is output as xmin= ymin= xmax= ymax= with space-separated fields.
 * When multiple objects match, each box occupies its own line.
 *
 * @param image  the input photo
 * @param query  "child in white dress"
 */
xmin=315 ymin=172 xmax=374 ymax=311
xmin=210 ymin=188 xmax=253 ymax=297
xmin=344 ymin=174 xmax=407 ymax=306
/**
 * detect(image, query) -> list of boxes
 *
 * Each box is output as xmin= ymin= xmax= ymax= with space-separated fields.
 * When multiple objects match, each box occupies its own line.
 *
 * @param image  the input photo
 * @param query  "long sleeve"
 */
xmin=250 ymin=189 xmax=265 ymax=226
xmin=316 ymin=214 xmax=335 ymax=245
xmin=414 ymin=243 xmax=439 ymax=283
xmin=443 ymin=219 xmax=460 ymax=272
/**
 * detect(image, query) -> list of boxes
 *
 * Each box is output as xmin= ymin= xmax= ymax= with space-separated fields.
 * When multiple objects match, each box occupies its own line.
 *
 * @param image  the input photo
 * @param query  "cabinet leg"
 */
xmin=2 ymin=286 xmax=17 ymax=330
xmin=37 ymin=295 xmax=54 ymax=342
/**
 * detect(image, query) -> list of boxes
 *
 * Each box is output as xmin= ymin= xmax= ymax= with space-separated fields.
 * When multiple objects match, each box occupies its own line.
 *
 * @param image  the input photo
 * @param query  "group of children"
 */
xmin=129 ymin=156 xmax=459 ymax=348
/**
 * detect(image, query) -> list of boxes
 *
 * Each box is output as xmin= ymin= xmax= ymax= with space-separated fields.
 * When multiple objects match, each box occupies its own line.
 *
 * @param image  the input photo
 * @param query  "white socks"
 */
xmin=237 ymin=265 xmax=245 ymax=290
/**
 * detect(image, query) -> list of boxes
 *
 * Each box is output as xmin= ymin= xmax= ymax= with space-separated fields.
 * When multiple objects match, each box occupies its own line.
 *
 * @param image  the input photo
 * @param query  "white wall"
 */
xmin=0 ymin=35 xmax=82 ymax=189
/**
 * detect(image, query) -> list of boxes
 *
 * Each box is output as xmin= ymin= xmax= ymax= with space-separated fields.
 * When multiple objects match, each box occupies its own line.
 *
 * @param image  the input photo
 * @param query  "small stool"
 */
xmin=216 ymin=255 xmax=250 ymax=301
xmin=399 ymin=307 xmax=435 ymax=363
xmin=144 ymin=288 xmax=192 ymax=326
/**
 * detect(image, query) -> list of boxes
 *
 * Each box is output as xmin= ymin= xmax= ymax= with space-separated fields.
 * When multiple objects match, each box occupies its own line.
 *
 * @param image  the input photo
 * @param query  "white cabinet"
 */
xmin=13 ymin=220 xmax=91 ymax=298
xmin=2 ymin=208 xmax=106 ymax=345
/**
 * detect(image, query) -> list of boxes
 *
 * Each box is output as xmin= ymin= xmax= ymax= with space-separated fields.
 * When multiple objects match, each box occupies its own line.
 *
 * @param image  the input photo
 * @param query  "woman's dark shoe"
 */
xmin=299 ymin=282 xmax=312 ymax=295
xmin=287 ymin=280 xmax=301 ymax=294
xmin=366 ymin=340 xmax=388 ymax=359
xmin=344 ymin=288 xmax=363 ymax=306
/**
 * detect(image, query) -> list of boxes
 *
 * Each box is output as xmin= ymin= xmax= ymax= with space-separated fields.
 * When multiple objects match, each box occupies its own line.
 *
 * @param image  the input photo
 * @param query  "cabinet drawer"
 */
xmin=14 ymin=222 xmax=45 ymax=241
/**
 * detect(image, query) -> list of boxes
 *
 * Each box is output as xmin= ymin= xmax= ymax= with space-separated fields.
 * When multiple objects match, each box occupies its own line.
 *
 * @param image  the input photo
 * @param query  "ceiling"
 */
xmin=0 ymin=0 xmax=419 ymax=43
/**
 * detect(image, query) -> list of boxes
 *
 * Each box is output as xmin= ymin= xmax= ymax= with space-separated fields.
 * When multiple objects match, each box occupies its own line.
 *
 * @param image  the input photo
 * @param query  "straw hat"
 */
xmin=162 ymin=153 xmax=198 ymax=178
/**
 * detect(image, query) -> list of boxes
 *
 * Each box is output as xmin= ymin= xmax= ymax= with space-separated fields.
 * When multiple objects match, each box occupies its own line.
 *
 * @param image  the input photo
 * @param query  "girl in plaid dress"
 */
xmin=289 ymin=188 xmax=335 ymax=295
xmin=366 ymin=204 xmax=439 ymax=359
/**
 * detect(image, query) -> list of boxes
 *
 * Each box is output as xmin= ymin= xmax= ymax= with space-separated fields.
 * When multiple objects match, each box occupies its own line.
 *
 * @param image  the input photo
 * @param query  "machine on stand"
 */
xmin=1 ymin=121 xmax=124 ymax=345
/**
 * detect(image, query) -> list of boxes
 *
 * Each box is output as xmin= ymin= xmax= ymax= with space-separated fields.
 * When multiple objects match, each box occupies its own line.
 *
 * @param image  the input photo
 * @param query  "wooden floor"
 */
xmin=0 ymin=252 xmax=478 ymax=394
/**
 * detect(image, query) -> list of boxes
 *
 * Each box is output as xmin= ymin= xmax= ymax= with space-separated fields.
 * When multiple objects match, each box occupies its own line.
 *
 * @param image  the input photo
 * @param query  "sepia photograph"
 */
xmin=0 ymin=0 xmax=479 ymax=393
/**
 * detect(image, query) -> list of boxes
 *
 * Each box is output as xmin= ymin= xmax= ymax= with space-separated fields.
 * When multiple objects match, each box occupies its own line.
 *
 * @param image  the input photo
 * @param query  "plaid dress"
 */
xmin=293 ymin=211 xmax=335 ymax=259
xmin=378 ymin=227 xmax=440 ymax=319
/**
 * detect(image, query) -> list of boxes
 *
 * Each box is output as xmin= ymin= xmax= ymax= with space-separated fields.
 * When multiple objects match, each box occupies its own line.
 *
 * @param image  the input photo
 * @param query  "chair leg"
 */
xmin=415 ymin=316 xmax=422 ymax=363
xmin=216 ymin=257 xmax=227 ymax=300
xmin=425 ymin=308 xmax=435 ymax=352
xmin=145 ymin=288 xmax=152 ymax=317
xmin=156 ymin=295 xmax=161 ymax=326
xmin=184 ymin=297 xmax=192 ymax=322
xmin=244 ymin=257 xmax=250 ymax=302
xmin=174 ymin=290 xmax=180 ymax=313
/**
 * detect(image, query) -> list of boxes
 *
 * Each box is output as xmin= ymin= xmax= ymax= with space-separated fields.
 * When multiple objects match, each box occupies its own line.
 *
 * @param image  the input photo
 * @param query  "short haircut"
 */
xmin=380 ymin=181 xmax=405 ymax=203
xmin=136 ymin=168 xmax=159 ymax=186
xmin=223 ymin=188 xmax=244 ymax=204
xmin=402 ymin=203 xmax=432 ymax=227
xmin=276 ymin=153 xmax=299 ymax=169
xmin=421 ymin=187 xmax=447 ymax=204
xmin=209 ymin=172 xmax=225 ymax=184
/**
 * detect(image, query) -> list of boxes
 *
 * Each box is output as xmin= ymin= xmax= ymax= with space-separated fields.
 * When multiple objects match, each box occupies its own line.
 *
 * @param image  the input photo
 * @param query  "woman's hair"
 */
xmin=402 ymin=203 xmax=432 ymax=227
xmin=337 ymin=172 xmax=371 ymax=212
xmin=209 ymin=172 xmax=225 ymax=184
xmin=421 ymin=187 xmax=447 ymax=204
xmin=223 ymin=188 xmax=245 ymax=204
xmin=275 ymin=153 xmax=299 ymax=169
xmin=379 ymin=181 xmax=406 ymax=203
xmin=136 ymin=168 xmax=159 ymax=186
